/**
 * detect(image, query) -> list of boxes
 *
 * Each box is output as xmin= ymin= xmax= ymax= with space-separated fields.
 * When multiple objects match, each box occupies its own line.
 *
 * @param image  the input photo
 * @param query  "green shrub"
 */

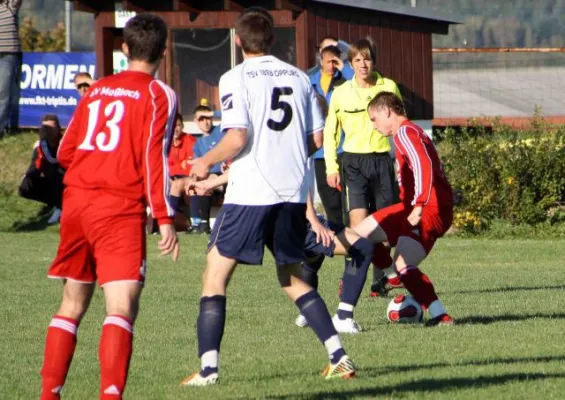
xmin=437 ymin=114 xmax=565 ymax=233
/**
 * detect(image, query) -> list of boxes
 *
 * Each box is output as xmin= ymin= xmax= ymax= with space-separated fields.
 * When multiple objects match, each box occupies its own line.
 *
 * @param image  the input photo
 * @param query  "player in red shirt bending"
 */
xmin=40 ymin=14 xmax=179 ymax=400
xmin=354 ymin=91 xmax=454 ymax=326
xmin=168 ymin=112 xmax=197 ymax=216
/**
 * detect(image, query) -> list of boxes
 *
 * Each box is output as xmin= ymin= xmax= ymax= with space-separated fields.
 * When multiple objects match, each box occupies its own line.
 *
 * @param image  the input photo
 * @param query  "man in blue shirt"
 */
xmin=310 ymin=44 xmax=349 ymax=227
xmin=189 ymin=105 xmax=225 ymax=234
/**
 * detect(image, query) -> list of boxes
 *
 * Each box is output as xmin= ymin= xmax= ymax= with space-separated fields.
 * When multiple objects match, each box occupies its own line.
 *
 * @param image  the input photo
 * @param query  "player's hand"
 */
xmin=184 ymin=176 xmax=197 ymax=196
xmin=407 ymin=206 xmax=423 ymax=226
xmin=327 ymin=173 xmax=341 ymax=191
xmin=193 ymin=180 xmax=213 ymax=196
xmin=189 ymin=157 xmax=211 ymax=180
xmin=310 ymin=220 xmax=335 ymax=248
xmin=158 ymin=223 xmax=180 ymax=262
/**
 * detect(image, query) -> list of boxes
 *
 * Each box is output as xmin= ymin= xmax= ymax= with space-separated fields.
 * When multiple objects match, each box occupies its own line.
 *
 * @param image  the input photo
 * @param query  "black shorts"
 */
xmin=170 ymin=174 xmax=189 ymax=180
xmin=342 ymin=152 xmax=397 ymax=213
xmin=207 ymin=203 xmax=307 ymax=265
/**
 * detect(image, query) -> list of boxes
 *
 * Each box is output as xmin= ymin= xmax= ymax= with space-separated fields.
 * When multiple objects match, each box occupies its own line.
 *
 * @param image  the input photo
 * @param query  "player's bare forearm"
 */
xmin=305 ymin=191 xmax=319 ymax=225
xmin=307 ymin=131 xmax=323 ymax=156
xmin=201 ymin=128 xmax=247 ymax=168
xmin=203 ymin=172 xmax=229 ymax=191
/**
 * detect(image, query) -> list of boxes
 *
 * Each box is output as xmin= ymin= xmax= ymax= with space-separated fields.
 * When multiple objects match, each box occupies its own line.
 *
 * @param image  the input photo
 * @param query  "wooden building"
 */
xmin=73 ymin=0 xmax=461 ymax=121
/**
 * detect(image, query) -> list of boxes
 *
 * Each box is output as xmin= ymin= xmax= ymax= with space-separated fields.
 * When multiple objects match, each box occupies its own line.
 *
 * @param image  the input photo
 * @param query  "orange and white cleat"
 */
xmin=321 ymin=355 xmax=356 ymax=380
xmin=180 ymin=371 xmax=219 ymax=387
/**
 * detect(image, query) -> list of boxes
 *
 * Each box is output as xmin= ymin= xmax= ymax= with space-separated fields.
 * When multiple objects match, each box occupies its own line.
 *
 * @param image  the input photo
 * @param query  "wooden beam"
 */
xmin=224 ymin=0 xmax=244 ymax=11
xmin=73 ymin=0 xmax=114 ymax=13
xmin=275 ymin=0 xmax=302 ymax=12
xmin=172 ymin=0 xmax=200 ymax=12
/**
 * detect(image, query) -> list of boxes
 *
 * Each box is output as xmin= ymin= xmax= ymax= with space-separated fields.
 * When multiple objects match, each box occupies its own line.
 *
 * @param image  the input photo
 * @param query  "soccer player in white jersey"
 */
xmin=180 ymin=7 xmax=355 ymax=386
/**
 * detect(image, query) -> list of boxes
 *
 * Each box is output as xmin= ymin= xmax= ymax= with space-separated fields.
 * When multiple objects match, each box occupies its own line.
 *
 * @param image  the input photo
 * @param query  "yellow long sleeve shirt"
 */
xmin=323 ymin=72 xmax=402 ymax=175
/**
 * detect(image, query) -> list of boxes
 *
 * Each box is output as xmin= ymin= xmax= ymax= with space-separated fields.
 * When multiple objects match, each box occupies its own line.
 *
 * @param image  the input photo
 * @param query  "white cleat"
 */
xmin=47 ymin=207 xmax=61 ymax=225
xmin=332 ymin=314 xmax=362 ymax=334
xmin=295 ymin=314 xmax=309 ymax=327
xmin=180 ymin=372 xmax=219 ymax=387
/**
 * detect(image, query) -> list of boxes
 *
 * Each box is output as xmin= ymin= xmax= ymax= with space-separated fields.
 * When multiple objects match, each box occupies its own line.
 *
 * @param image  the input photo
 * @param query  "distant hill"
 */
xmin=18 ymin=0 xmax=565 ymax=51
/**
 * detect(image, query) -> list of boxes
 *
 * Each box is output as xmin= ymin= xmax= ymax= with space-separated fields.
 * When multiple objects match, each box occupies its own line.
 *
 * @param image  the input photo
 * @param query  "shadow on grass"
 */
xmin=456 ymin=312 xmax=565 ymax=325
xmin=444 ymin=285 xmax=565 ymax=295
xmin=266 ymin=372 xmax=565 ymax=399
xmin=11 ymin=205 xmax=53 ymax=232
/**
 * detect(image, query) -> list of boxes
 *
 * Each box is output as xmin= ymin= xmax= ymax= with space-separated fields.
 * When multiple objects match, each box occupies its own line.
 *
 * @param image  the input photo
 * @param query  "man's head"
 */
xmin=318 ymin=36 xmax=338 ymax=54
xmin=174 ymin=113 xmax=184 ymax=139
xmin=193 ymin=105 xmax=213 ymax=134
xmin=348 ymin=38 xmax=376 ymax=81
xmin=40 ymin=114 xmax=62 ymax=145
xmin=74 ymin=72 xmax=92 ymax=97
xmin=234 ymin=7 xmax=274 ymax=56
xmin=367 ymin=92 xmax=406 ymax=136
xmin=320 ymin=45 xmax=341 ymax=76
xmin=122 ymin=13 xmax=168 ymax=66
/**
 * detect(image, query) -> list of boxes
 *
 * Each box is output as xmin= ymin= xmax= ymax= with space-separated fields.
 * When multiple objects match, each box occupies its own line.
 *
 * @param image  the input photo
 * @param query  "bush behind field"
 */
xmin=437 ymin=112 xmax=565 ymax=234
xmin=2 ymin=127 xmax=565 ymax=236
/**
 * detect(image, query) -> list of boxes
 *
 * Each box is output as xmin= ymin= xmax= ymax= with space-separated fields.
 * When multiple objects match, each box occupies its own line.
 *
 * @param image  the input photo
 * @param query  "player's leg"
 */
xmin=99 ymin=282 xmax=143 ymax=399
xmin=394 ymin=208 xmax=454 ymax=326
xmin=182 ymin=204 xmax=265 ymax=386
xmin=41 ymin=281 xmax=94 ymax=400
xmin=169 ymin=177 xmax=190 ymax=219
xmin=330 ymin=228 xmax=372 ymax=333
xmin=272 ymin=203 xmax=355 ymax=379
xmin=314 ymin=158 xmax=344 ymax=226
xmin=41 ymin=189 xmax=95 ymax=400
xmin=88 ymin=194 xmax=148 ymax=399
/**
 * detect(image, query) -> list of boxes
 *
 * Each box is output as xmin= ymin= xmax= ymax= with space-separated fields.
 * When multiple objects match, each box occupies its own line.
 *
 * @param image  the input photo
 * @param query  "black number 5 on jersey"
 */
xmin=267 ymin=87 xmax=293 ymax=131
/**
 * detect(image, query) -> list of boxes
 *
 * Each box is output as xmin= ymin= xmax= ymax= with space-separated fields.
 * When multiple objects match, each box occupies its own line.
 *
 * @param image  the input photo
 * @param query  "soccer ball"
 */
xmin=386 ymin=295 xmax=423 ymax=323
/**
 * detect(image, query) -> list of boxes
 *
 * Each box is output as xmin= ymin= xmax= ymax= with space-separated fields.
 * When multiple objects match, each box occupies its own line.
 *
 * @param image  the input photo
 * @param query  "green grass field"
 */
xmin=1 ymin=231 xmax=565 ymax=399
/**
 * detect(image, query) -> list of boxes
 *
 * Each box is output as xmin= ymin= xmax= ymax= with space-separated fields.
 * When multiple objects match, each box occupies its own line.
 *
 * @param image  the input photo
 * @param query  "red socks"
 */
xmin=371 ymin=243 xmax=393 ymax=270
xmin=41 ymin=316 xmax=79 ymax=400
xmin=398 ymin=265 xmax=438 ymax=308
xmin=99 ymin=315 xmax=134 ymax=399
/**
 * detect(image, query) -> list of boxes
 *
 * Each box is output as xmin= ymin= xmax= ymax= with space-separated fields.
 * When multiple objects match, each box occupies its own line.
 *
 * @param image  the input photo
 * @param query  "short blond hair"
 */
xmin=347 ymin=38 xmax=376 ymax=64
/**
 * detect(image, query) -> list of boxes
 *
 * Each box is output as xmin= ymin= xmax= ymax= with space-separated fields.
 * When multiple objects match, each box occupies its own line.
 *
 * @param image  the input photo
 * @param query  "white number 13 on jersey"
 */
xmin=78 ymin=99 xmax=124 ymax=152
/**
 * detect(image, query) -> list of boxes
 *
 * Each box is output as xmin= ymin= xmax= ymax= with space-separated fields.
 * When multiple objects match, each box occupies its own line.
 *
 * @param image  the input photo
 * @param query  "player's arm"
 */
xmin=57 ymin=100 xmax=86 ymax=169
xmin=307 ymin=85 xmax=325 ymax=156
xmin=199 ymin=128 xmax=247 ymax=170
xmin=188 ymin=171 xmax=229 ymax=195
xmin=396 ymin=128 xmax=434 ymax=225
xmin=323 ymin=93 xmax=340 ymax=176
xmin=144 ymin=81 xmax=178 ymax=225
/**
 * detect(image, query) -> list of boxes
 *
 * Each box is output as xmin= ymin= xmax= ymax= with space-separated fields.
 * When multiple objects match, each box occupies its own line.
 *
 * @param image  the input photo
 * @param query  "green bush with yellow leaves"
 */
xmin=436 ymin=113 xmax=565 ymax=234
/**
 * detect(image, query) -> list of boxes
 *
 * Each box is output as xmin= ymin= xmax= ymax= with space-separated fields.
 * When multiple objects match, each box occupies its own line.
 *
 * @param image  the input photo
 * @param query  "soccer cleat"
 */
xmin=425 ymin=314 xmax=455 ymax=327
xmin=332 ymin=314 xmax=361 ymax=334
xmin=370 ymin=276 xmax=403 ymax=297
xmin=180 ymin=371 xmax=219 ymax=387
xmin=295 ymin=314 xmax=309 ymax=328
xmin=322 ymin=355 xmax=356 ymax=380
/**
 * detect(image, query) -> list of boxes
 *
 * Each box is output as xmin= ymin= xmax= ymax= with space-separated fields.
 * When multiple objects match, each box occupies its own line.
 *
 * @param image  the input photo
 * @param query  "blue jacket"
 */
xmin=193 ymin=125 xmax=225 ymax=174
xmin=310 ymin=68 xmax=348 ymax=160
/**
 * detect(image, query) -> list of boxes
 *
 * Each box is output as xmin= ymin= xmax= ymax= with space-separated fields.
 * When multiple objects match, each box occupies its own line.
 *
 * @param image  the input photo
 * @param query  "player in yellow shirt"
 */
xmin=324 ymin=38 xmax=402 ymax=299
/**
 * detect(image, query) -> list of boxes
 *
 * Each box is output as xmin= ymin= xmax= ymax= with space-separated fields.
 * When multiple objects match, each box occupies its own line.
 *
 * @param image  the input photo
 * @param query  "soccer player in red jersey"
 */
xmin=168 ymin=112 xmax=197 ymax=216
xmin=353 ymin=91 xmax=454 ymax=326
xmin=40 ymin=14 xmax=179 ymax=400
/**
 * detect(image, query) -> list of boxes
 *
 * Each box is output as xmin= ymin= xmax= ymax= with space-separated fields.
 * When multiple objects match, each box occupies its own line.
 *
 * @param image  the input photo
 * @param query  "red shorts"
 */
xmin=372 ymin=202 xmax=453 ymax=254
xmin=48 ymin=188 xmax=147 ymax=286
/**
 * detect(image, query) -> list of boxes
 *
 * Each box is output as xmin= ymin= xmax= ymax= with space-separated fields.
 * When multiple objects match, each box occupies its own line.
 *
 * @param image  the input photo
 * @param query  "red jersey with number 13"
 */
xmin=58 ymin=70 xmax=177 ymax=223
xmin=394 ymin=120 xmax=453 ymax=208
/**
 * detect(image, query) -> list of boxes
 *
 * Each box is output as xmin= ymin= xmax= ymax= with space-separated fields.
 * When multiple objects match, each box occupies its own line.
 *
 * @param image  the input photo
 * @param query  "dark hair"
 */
xmin=123 ymin=13 xmax=168 ymax=64
xmin=320 ymin=45 xmax=341 ymax=59
xmin=192 ymin=105 xmax=211 ymax=115
xmin=348 ymin=38 xmax=377 ymax=64
xmin=318 ymin=36 xmax=338 ymax=49
xmin=235 ymin=8 xmax=274 ymax=54
xmin=175 ymin=112 xmax=183 ymax=124
xmin=73 ymin=72 xmax=92 ymax=81
xmin=367 ymin=92 xmax=406 ymax=116
xmin=41 ymin=114 xmax=60 ymax=129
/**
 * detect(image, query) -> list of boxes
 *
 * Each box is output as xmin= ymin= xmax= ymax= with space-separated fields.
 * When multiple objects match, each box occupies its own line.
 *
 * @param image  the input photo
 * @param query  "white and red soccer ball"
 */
xmin=386 ymin=295 xmax=423 ymax=323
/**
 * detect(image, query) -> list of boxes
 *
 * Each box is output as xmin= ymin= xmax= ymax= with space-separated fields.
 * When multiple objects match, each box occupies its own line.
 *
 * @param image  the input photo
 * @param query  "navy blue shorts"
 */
xmin=303 ymin=214 xmax=342 ymax=259
xmin=208 ymin=203 xmax=307 ymax=265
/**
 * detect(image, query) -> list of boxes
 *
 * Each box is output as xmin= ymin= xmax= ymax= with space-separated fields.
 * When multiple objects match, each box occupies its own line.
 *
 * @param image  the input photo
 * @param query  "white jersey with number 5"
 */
xmin=219 ymin=55 xmax=324 ymax=206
